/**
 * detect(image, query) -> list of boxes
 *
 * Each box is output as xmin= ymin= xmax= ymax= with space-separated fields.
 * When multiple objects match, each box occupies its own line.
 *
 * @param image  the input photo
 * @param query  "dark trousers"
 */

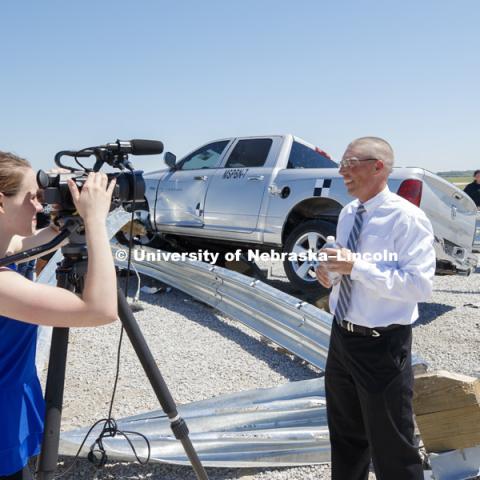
xmin=0 ymin=466 xmax=33 ymax=480
xmin=325 ymin=321 xmax=423 ymax=480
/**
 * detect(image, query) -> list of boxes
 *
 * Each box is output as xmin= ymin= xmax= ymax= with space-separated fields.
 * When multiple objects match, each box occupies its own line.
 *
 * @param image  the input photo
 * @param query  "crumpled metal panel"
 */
xmin=60 ymin=378 xmax=331 ymax=467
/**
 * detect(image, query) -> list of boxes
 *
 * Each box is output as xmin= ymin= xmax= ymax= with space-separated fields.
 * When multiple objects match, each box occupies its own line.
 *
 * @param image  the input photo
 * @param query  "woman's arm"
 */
xmin=0 ymin=271 xmax=116 ymax=327
xmin=10 ymin=226 xmax=68 ymax=265
xmin=17 ymin=224 xmax=62 ymax=251
xmin=0 ymin=173 xmax=118 ymax=328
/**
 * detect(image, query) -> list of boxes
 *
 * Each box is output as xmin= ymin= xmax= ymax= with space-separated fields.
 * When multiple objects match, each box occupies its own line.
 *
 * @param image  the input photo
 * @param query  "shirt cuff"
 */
xmin=350 ymin=258 xmax=373 ymax=282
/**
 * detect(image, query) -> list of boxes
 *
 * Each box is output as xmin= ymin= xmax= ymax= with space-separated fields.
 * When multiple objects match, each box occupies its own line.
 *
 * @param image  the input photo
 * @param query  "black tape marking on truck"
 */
xmin=223 ymin=168 xmax=249 ymax=180
xmin=313 ymin=178 xmax=331 ymax=197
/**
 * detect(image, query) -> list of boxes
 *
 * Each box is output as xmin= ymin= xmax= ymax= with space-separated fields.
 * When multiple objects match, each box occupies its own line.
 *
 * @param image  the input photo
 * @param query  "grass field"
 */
xmin=443 ymin=176 xmax=472 ymax=187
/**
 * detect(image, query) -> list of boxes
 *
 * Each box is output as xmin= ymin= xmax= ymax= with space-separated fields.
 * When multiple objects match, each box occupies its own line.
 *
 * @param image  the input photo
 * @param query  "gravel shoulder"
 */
xmin=39 ymin=257 xmax=480 ymax=479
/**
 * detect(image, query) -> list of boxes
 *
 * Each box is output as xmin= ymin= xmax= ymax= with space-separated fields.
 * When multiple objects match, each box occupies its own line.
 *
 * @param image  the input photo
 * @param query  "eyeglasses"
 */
xmin=339 ymin=157 xmax=378 ymax=169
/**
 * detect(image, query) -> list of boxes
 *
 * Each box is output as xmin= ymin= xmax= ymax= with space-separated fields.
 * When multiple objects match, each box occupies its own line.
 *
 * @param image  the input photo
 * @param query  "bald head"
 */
xmin=340 ymin=136 xmax=395 ymax=202
xmin=347 ymin=137 xmax=394 ymax=174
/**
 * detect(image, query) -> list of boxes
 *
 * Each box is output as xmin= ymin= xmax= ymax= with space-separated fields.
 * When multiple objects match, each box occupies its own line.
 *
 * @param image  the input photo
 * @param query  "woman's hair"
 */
xmin=0 ymin=151 xmax=31 ymax=197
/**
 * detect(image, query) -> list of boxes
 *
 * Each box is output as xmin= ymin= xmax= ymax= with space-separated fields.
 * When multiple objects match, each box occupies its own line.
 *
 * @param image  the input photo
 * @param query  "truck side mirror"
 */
xmin=164 ymin=152 xmax=177 ymax=169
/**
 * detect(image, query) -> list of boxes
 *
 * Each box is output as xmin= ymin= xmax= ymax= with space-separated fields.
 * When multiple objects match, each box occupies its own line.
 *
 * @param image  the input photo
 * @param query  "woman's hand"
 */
xmin=47 ymin=167 xmax=70 ymax=175
xmin=67 ymin=172 xmax=116 ymax=224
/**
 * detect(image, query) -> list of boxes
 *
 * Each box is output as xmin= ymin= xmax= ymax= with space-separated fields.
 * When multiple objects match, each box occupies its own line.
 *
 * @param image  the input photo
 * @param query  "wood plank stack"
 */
xmin=413 ymin=370 xmax=480 ymax=452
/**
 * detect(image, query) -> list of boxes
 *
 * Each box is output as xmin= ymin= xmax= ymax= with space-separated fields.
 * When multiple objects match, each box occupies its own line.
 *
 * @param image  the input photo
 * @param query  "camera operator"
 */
xmin=0 ymin=151 xmax=118 ymax=479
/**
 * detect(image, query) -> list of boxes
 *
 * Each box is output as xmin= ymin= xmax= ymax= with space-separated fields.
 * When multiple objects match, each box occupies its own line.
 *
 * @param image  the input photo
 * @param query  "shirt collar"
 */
xmin=353 ymin=185 xmax=390 ymax=213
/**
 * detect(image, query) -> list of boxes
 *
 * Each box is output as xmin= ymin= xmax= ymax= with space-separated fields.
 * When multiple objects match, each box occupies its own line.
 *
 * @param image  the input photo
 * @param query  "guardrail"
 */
xmin=36 ymin=208 xmax=425 ymax=374
xmin=113 ymin=245 xmax=333 ymax=371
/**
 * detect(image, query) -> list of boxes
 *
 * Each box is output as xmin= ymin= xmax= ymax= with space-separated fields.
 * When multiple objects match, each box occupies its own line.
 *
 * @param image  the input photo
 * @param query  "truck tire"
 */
xmin=283 ymin=219 xmax=336 ymax=295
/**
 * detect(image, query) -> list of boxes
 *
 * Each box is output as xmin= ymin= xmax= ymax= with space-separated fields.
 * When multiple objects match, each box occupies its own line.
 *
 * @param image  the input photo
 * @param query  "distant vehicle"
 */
xmin=119 ymin=134 xmax=479 ymax=293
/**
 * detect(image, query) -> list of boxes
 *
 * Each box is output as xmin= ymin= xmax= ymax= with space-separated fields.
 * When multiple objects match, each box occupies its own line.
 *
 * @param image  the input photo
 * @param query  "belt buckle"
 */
xmin=346 ymin=321 xmax=354 ymax=332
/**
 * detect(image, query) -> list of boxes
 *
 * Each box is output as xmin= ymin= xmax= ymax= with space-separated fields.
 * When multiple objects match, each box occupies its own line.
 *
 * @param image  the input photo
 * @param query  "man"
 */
xmin=316 ymin=137 xmax=436 ymax=480
xmin=464 ymin=170 xmax=480 ymax=207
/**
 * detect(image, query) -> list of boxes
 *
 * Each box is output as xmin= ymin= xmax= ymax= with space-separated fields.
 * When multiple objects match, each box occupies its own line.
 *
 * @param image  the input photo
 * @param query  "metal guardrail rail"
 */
xmin=37 ymin=209 xmax=424 ymax=375
xmin=113 ymin=244 xmax=333 ymax=372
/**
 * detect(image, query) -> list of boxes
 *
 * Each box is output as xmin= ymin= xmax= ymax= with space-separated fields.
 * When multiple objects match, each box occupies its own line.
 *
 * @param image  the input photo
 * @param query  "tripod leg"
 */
xmin=36 ymin=327 xmax=70 ymax=480
xmin=117 ymin=288 xmax=209 ymax=480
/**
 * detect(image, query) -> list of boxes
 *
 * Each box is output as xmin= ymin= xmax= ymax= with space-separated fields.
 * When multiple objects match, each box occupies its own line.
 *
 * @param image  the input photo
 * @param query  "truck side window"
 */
xmin=179 ymin=141 xmax=229 ymax=170
xmin=224 ymin=139 xmax=273 ymax=168
xmin=287 ymin=142 xmax=338 ymax=169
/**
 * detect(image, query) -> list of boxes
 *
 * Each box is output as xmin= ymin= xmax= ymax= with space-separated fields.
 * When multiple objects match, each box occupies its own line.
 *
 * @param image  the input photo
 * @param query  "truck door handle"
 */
xmin=248 ymin=175 xmax=264 ymax=181
xmin=451 ymin=205 xmax=457 ymax=219
xmin=194 ymin=175 xmax=208 ymax=181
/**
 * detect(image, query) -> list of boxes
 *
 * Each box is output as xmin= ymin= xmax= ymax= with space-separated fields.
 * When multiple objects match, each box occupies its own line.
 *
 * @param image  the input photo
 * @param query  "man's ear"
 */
xmin=0 ymin=192 xmax=5 ymax=214
xmin=375 ymin=159 xmax=385 ymax=172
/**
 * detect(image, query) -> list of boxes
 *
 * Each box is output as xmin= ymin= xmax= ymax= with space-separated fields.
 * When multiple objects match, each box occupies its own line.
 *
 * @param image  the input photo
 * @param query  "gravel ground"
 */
xmin=37 ymin=255 xmax=479 ymax=479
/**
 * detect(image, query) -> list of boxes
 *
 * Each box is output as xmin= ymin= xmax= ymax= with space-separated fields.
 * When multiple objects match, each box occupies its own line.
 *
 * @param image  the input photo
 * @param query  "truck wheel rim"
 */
xmin=290 ymin=231 xmax=326 ymax=282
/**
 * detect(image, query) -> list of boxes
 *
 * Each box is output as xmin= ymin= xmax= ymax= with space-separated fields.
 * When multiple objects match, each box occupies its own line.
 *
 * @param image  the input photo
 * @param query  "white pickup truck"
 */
xmin=122 ymin=134 xmax=479 ymax=293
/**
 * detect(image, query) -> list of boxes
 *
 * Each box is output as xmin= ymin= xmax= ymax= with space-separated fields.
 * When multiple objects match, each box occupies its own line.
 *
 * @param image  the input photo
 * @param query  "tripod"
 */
xmin=28 ymin=224 xmax=208 ymax=479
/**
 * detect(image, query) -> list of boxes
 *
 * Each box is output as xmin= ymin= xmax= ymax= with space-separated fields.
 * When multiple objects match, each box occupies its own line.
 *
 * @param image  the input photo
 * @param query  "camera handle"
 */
xmin=22 ymin=240 xmax=209 ymax=479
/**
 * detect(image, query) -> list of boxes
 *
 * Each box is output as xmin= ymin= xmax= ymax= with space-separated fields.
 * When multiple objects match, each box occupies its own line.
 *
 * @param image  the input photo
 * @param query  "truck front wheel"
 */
xmin=283 ymin=219 xmax=336 ymax=295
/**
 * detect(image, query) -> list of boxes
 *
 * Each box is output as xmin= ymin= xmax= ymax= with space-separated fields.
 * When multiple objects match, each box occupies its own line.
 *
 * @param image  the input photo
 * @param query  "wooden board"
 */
xmin=413 ymin=370 xmax=480 ymax=415
xmin=413 ymin=371 xmax=480 ymax=452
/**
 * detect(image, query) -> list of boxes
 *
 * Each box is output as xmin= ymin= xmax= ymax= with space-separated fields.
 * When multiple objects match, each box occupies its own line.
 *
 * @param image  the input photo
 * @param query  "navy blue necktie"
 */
xmin=334 ymin=204 xmax=366 ymax=323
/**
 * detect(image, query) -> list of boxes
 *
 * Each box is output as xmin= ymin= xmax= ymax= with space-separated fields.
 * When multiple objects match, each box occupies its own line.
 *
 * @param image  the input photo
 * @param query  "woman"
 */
xmin=0 ymin=151 xmax=118 ymax=479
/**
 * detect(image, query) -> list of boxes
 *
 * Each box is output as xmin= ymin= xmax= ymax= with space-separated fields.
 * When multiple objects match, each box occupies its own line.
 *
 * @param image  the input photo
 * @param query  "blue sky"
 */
xmin=1 ymin=1 xmax=479 ymax=174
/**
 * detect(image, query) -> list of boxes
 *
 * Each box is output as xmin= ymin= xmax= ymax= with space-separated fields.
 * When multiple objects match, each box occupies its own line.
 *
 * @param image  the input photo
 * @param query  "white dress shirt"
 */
xmin=329 ymin=186 xmax=436 ymax=328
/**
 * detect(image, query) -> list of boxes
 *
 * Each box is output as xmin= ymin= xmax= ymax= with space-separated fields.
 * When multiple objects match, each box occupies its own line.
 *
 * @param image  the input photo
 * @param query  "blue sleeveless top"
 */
xmin=0 ymin=264 xmax=45 ymax=475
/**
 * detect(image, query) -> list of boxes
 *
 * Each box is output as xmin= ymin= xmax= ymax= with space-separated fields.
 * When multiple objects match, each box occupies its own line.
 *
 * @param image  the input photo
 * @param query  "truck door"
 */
xmin=203 ymin=137 xmax=280 ymax=234
xmin=155 ymin=140 xmax=231 ymax=227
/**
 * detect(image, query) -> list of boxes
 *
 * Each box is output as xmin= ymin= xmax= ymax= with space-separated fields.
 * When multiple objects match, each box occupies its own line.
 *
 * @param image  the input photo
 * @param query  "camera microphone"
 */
xmin=105 ymin=139 xmax=164 ymax=156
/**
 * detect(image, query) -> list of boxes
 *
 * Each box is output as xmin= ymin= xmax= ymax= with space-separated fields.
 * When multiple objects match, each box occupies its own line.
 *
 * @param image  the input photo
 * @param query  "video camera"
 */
xmin=36 ymin=139 xmax=164 ymax=213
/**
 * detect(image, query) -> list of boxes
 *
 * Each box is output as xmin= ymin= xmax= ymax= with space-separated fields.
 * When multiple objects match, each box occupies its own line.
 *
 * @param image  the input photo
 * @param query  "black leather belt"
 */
xmin=335 ymin=317 xmax=403 ymax=337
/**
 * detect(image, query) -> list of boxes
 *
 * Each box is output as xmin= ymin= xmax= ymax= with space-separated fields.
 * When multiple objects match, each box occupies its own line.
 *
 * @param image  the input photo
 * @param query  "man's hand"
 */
xmin=322 ymin=247 xmax=356 ymax=275
xmin=315 ymin=262 xmax=332 ymax=288
xmin=315 ymin=247 xmax=357 ymax=288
